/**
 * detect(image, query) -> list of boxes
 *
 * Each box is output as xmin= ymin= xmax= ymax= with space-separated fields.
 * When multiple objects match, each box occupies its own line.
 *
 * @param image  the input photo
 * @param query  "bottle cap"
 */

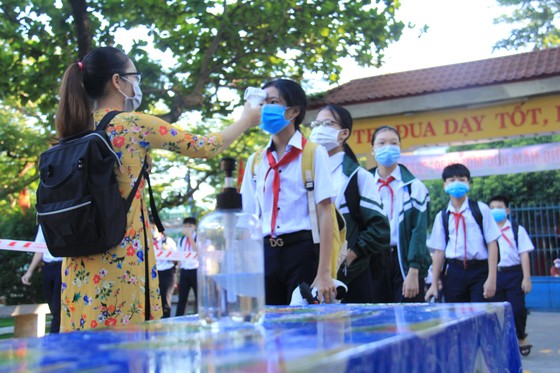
xmin=216 ymin=157 xmax=242 ymax=210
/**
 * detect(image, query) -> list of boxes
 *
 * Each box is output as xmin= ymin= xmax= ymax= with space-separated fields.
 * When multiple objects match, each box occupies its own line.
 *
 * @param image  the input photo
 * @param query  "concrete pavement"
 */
xmin=520 ymin=310 xmax=560 ymax=373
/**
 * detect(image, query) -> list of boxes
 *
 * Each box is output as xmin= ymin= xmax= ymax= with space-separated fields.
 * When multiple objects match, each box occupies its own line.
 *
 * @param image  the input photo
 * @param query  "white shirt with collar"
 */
xmin=373 ymin=166 xmax=403 ymax=247
xmin=328 ymin=151 xmax=345 ymax=197
xmin=154 ymin=234 xmax=177 ymax=271
xmin=178 ymin=234 xmax=198 ymax=270
xmin=497 ymin=220 xmax=534 ymax=267
xmin=427 ymin=197 xmax=501 ymax=260
xmin=240 ymin=131 xmax=335 ymax=237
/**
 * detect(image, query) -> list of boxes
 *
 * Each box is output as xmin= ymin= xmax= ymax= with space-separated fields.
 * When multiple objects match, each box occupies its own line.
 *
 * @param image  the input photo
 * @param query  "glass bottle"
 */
xmin=197 ymin=158 xmax=265 ymax=326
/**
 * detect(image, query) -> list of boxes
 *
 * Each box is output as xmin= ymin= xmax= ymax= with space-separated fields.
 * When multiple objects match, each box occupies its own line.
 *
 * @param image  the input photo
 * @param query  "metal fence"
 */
xmin=510 ymin=203 xmax=560 ymax=276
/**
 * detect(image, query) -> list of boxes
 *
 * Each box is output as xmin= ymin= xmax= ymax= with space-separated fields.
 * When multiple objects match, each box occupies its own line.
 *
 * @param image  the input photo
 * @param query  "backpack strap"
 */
xmin=97 ymin=111 xmax=165 ymax=233
xmin=301 ymin=141 xmax=320 ymax=244
xmin=468 ymin=199 xmax=486 ymax=246
xmin=442 ymin=206 xmax=450 ymax=245
xmin=142 ymin=161 xmax=165 ymax=233
xmin=124 ymin=157 xmax=165 ymax=234
xmin=96 ymin=110 xmax=122 ymax=131
xmin=250 ymin=149 xmax=265 ymax=182
xmin=511 ymin=220 xmax=519 ymax=247
xmin=344 ymin=169 xmax=362 ymax=228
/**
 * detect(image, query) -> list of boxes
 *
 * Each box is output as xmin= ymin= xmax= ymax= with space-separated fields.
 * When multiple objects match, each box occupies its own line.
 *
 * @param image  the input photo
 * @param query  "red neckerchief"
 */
xmin=450 ymin=211 xmax=467 ymax=269
xmin=264 ymin=137 xmax=306 ymax=237
xmin=501 ymin=226 xmax=515 ymax=249
xmin=378 ymin=175 xmax=395 ymax=218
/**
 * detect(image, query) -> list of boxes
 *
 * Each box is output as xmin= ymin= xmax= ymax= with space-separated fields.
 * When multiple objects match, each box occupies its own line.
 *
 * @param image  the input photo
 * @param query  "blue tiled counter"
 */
xmin=0 ymin=303 xmax=520 ymax=372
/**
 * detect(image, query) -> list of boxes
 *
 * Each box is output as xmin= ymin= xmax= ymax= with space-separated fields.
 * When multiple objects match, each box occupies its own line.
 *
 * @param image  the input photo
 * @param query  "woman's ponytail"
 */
xmin=55 ymin=62 xmax=92 ymax=138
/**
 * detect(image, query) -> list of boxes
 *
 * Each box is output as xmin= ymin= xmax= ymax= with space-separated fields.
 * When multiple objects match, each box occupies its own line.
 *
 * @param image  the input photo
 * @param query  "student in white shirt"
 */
xmin=151 ymin=218 xmax=177 ymax=318
xmin=425 ymin=163 xmax=501 ymax=303
xmin=21 ymin=226 xmax=63 ymax=333
xmin=309 ymin=105 xmax=390 ymax=303
xmin=175 ymin=217 xmax=198 ymax=316
xmin=489 ymin=195 xmax=534 ymax=356
xmin=240 ymin=79 xmax=336 ymax=305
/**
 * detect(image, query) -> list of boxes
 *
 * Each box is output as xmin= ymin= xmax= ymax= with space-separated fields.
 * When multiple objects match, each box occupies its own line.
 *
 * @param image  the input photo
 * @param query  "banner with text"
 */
xmin=399 ymin=143 xmax=560 ymax=180
xmin=349 ymin=95 xmax=560 ymax=154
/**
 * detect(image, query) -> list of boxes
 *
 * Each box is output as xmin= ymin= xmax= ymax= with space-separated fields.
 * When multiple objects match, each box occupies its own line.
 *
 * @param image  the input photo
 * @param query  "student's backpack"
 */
xmin=251 ymin=140 xmax=347 ymax=277
xmin=36 ymin=111 xmax=164 ymax=257
xmin=442 ymin=199 xmax=485 ymax=246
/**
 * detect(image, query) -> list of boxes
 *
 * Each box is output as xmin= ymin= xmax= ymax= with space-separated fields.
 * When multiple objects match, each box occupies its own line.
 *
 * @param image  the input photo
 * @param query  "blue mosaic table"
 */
xmin=0 ymin=302 xmax=521 ymax=372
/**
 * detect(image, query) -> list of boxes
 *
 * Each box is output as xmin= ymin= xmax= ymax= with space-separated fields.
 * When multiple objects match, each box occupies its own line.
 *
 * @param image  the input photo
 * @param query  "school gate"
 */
xmin=307 ymin=48 xmax=560 ymax=308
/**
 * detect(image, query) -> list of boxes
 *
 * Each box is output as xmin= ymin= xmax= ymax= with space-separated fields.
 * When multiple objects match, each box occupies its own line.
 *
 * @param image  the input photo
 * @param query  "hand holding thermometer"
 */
xmin=244 ymin=87 xmax=267 ymax=108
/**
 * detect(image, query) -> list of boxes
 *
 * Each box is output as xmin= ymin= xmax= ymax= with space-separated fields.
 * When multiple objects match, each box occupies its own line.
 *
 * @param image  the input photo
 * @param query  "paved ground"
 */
xmin=521 ymin=310 xmax=560 ymax=373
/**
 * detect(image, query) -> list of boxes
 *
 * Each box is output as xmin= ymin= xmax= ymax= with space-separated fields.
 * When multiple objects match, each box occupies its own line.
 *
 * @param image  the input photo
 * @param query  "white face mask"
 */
xmin=119 ymin=77 xmax=143 ymax=112
xmin=309 ymin=125 xmax=341 ymax=151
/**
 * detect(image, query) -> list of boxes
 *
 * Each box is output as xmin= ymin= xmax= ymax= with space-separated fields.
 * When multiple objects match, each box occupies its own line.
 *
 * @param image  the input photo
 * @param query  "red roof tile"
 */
xmin=310 ymin=47 xmax=560 ymax=108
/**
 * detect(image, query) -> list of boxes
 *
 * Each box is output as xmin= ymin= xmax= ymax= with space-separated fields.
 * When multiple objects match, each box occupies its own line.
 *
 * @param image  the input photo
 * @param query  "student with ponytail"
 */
xmin=309 ymin=105 xmax=390 ymax=303
xmin=240 ymin=79 xmax=337 ymax=305
xmin=55 ymin=46 xmax=260 ymax=331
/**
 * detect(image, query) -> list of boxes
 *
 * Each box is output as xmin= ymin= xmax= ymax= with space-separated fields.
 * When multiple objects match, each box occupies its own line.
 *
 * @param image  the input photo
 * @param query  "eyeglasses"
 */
xmin=309 ymin=119 xmax=338 ymax=128
xmin=119 ymin=72 xmax=142 ymax=85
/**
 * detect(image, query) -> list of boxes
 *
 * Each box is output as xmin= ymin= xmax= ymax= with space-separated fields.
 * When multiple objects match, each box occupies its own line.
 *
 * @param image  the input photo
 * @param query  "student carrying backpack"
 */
xmin=489 ymin=195 xmax=534 ymax=356
xmin=310 ymin=104 xmax=390 ymax=303
xmin=425 ymin=163 xmax=501 ymax=303
xmin=250 ymin=140 xmax=347 ymax=277
xmin=239 ymin=79 xmax=337 ymax=304
xmin=369 ymin=125 xmax=432 ymax=303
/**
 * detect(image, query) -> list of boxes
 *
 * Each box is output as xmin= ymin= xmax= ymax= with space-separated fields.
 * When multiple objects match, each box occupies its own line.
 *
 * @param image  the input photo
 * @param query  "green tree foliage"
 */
xmin=0 ymin=208 xmax=44 ymax=305
xmin=0 ymin=0 xmax=406 ymax=228
xmin=494 ymin=0 xmax=560 ymax=50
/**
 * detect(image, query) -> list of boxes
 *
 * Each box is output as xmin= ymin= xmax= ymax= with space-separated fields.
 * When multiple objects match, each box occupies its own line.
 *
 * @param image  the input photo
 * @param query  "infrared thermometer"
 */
xmin=244 ymin=87 xmax=267 ymax=108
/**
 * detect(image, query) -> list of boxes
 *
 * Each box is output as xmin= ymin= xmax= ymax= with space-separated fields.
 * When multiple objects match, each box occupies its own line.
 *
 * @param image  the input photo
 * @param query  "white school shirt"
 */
xmin=178 ymin=234 xmax=198 ymax=270
xmin=328 ymin=151 xmax=345 ymax=198
xmin=373 ymin=166 xmax=404 ymax=247
xmin=427 ymin=198 xmax=501 ymax=260
xmin=240 ymin=131 xmax=335 ymax=237
xmin=154 ymin=235 xmax=177 ymax=271
xmin=497 ymin=220 xmax=534 ymax=267
xmin=35 ymin=226 xmax=62 ymax=263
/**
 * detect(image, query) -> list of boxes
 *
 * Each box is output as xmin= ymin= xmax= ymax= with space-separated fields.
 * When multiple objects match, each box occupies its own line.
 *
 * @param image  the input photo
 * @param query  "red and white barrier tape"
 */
xmin=0 ymin=238 xmax=196 ymax=261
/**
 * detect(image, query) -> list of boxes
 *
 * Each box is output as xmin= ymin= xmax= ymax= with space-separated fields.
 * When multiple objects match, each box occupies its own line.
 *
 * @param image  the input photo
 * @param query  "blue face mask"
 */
xmin=259 ymin=104 xmax=291 ymax=135
xmin=374 ymin=145 xmax=401 ymax=167
xmin=491 ymin=208 xmax=507 ymax=223
xmin=444 ymin=181 xmax=470 ymax=198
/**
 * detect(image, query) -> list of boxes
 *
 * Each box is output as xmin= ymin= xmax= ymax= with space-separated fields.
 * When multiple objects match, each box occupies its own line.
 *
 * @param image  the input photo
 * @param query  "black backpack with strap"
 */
xmin=36 ymin=111 xmax=164 ymax=257
xmin=442 ymin=199 xmax=485 ymax=246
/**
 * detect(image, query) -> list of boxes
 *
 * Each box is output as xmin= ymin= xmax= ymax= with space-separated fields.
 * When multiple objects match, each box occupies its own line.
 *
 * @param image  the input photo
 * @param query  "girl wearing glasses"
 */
xmin=309 ymin=105 xmax=390 ymax=303
xmin=55 ymin=46 xmax=260 ymax=331
xmin=369 ymin=126 xmax=431 ymax=302
xmin=240 ymin=79 xmax=337 ymax=305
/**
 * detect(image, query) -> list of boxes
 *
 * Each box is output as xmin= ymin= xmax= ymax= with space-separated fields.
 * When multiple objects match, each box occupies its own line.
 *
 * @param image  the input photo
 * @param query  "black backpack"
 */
xmin=36 ymin=111 xmax=163 ymax=257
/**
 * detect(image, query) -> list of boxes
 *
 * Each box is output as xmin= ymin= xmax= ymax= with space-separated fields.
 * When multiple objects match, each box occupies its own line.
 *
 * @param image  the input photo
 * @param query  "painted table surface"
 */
xmin=0 ymin=302 xmax=521 ymax=373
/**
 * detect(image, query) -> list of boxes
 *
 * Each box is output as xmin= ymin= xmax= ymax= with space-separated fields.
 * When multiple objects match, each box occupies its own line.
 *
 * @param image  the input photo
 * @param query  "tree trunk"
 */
xmin=68 ymin=0 xmax=92 ymax=59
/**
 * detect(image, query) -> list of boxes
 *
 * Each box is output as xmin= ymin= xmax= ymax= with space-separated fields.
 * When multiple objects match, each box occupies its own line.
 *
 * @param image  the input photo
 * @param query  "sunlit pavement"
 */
xmin=521 ymin=311 xmax=560 ymax=373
